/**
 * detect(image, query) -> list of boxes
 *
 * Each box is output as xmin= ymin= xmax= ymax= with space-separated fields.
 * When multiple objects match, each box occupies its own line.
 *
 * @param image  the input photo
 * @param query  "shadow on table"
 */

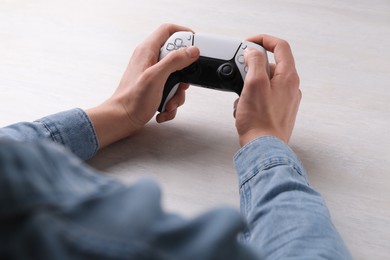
xmin=87 ymin=121 xmax=238 ymax=173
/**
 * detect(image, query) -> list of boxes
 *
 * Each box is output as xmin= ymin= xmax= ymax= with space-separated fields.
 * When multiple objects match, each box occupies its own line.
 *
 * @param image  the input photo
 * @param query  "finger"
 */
xmin=149 ymin=46 xmax=200 ymax=81
xmin=178 ymin=83 xmax=190 ymax=91
xmin=246 ymin=34 xmax=296 ymax=73
xmin=164 ymin=83 xmax=188 ymax=112
xmin=156 ymin=109 xmax=178 ymax=123
xmin=233 ymin=98 xmax=239 ymax=118
xmin=269 ymin=63 xmax=276 ymax=78
xmin=156 ymin=83 xmax=190 ymax=123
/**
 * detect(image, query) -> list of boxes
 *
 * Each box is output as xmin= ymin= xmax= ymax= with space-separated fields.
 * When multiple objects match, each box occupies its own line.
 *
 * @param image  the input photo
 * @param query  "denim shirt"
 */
xmin=0 ymin=108 xmax=351 ymax=259
xmin=0 ymin=108 xmax=99 ymax=160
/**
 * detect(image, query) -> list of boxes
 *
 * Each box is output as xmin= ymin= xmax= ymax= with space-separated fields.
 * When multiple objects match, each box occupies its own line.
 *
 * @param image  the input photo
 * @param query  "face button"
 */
xmin=166 ymin=43 xmax=175 ymax=51
xmin=174 ymin=38 xmax=184 ymax=47
xmin=237 ymin=54 xmax=245 ymax=64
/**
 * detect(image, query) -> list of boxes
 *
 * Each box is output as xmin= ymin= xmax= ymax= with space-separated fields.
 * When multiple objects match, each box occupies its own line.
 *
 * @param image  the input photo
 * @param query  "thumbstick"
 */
xmin=218 ymin=63 xmax=236 ymax=80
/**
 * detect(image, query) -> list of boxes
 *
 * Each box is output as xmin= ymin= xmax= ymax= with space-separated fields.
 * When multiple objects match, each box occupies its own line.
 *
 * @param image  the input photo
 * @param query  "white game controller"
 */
xmin=158 ymin=31 xmax=269 ymax=112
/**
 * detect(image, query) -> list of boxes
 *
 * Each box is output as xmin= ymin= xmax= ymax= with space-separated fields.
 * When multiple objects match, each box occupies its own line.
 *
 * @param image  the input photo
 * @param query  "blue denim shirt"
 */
xmin=0 ymin=108 xmax=99 ymax=160
xmin=0 ymin=108 xmax=351 ymax=259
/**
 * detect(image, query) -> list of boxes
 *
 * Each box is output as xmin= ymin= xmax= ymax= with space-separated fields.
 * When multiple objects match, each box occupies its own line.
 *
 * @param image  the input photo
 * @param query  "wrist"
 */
xmin=239 ymin=132 xmax=264 ymax=147
xmin=86 ymin=100 xmax=138 ymax=148
xmin=239 ymin=129 xmax=287 ymax=147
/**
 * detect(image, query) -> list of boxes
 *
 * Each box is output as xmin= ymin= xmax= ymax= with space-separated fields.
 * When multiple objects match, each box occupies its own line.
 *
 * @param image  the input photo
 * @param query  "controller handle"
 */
xmin=158 ymin=72 xmax=182 ymax=112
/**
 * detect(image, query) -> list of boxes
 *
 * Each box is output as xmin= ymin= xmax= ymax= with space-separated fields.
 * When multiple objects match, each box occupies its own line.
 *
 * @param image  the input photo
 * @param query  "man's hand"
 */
xmin=234 ymin=35 xmax=301 ymax=146
xmin=87 ymin=24 xmax=200 ymax=148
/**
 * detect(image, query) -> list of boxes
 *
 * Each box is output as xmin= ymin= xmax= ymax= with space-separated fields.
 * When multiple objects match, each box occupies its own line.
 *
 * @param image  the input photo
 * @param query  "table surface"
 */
xmin=1 ymin=1 xmax=389 ymax=259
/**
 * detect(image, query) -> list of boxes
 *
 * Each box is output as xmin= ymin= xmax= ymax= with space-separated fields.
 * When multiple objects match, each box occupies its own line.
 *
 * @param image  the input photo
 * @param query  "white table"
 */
xmin=1 ymin=1 xmax=389 ymax=259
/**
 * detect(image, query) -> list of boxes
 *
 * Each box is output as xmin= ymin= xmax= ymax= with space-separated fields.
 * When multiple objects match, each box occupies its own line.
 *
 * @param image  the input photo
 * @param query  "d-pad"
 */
xmin=166 ymin=38 xmax=187 ymax=51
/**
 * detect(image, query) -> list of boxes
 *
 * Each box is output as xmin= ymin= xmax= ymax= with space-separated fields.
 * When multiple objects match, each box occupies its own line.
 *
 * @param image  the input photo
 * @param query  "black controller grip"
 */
xmin=158 ymin=72 xmax=182 ymax=112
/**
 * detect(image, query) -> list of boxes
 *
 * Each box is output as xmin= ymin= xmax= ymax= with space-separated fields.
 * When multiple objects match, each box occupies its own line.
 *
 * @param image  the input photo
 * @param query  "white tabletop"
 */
xmin=1 ymin=1 xmax=389 ymax=259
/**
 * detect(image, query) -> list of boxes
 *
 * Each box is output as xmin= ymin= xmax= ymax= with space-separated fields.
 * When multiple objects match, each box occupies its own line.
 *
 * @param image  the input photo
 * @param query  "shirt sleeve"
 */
xmin=0 ymin=108 xmax=99 ymax=160
xmin=234 ymin=136 xmax=352 ymax=259
xmin=0 ymin=139 xmax=260 ymax=259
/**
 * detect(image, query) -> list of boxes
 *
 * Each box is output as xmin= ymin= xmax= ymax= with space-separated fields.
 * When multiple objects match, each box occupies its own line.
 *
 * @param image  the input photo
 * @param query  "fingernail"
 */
xmin=186 ymin=46 xmax=199 ymax=58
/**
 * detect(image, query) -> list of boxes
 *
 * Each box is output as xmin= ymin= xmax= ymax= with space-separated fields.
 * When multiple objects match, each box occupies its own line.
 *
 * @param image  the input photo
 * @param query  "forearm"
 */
xmin=0 ymin=108 xmax=98 ymax=160
xmin=234 ymin=136 xmax=351 ymax=259
xmin=86 ymin=99 xmax=137 ymax=149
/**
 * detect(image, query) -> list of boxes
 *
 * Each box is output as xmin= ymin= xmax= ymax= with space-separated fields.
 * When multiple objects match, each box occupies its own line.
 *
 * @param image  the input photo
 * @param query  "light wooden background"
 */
xmin=1 ymin=1 xmax=389 ymax=259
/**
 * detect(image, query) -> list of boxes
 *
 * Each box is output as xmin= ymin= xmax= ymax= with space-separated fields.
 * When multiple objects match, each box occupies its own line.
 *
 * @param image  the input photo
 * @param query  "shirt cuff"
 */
xmin=35 ymin=108 xmax=99 ymax=160
xmin=233 ymin=136 xmax=308 ymax=188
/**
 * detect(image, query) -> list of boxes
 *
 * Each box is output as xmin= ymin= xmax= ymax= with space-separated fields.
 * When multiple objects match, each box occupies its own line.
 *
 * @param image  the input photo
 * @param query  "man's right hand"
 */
xmin=234 ymin=35 xmax=301 ymax=146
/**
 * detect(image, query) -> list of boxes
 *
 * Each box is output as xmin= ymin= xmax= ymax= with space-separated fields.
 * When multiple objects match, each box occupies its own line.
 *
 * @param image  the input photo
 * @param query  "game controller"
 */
xmin=158 ymin=31 xmax=269 ymax=112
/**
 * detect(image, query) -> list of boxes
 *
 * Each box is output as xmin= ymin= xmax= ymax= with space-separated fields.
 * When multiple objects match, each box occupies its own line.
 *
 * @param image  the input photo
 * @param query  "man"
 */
xmin=0 ymin=24 xmax=351 ymax=259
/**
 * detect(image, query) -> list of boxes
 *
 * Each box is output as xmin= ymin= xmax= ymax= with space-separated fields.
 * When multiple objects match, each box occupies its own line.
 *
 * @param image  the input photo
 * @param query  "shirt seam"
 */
xmin=76 ymin=108 xmax=99 ymax=155
xmin=37 ymin=119 xmax=64 ymax=145
xmin=239 ymin=157 xmax=308 ymax=189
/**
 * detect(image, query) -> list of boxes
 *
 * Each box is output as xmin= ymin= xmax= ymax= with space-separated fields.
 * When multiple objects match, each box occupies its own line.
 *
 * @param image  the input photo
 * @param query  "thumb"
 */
xmin=153 ymin=46 xmax=200 ymax=79
xmin=241 ymin=47 xmax=269 ymax=96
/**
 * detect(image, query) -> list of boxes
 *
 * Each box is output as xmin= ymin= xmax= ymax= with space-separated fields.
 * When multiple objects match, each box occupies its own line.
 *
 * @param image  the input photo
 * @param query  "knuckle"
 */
xmin=293 ymin=72 xmax=300 ymax=87
xmin=279 ymin=39 xmax=291 ymax=50
xmin=159 ymin=23 xmax=170 ymax=32
xmin=289 ymin=71 xmax=300 ymax=86
xmin=244 ymin=75 xmax=257 ymax=86
xmin=245 ymin=49 xmax=268 ymax=70
xmin=178 ymin=91 xmax=186 ymax=106
xmin=248 ymin=48 xmax=266 ymax=60
xmin=284 ymin=69 xmax=300 ymax=88
xmin=245 ymin=73 xmax=266 ymax=88
xmin=139 ymin=68 xmax=154 ymax=85
xmin=132 ymin=44 xmax=143 ymax=56
xmin=295 ymin=73 xmax=300 ymax=86
xmin=158 ymin=23 xmax=176 ymax=35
